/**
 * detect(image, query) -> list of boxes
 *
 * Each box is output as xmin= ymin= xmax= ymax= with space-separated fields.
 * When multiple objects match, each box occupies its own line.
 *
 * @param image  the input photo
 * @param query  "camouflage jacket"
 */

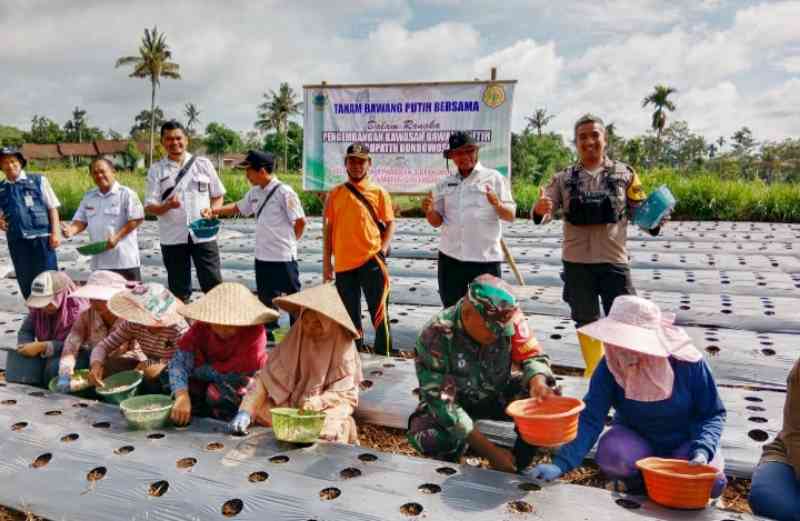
xmin=414 ymin=302 xmax=553 ymax=444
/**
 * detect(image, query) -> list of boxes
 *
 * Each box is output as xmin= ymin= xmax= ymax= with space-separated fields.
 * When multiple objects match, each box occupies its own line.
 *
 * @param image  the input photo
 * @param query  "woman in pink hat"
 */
xmin=527 ymin=295 xmax=727 ymax=497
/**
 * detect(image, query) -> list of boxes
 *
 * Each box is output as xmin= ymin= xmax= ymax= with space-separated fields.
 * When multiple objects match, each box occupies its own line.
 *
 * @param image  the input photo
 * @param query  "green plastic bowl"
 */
xmin=271 ymin=408 xmax=326 ymax=443
xmin=95 ymin=370 xmax=143 ymax=405
xmin=77 ymin=241 xmax=109 ymax=256
xmin=189 ymin=218 xmax=221 ymax=239
xmin=48 ymin=369 xmax=94 ymax=397
xmin=120 ymin=394 xmax=173 ymax=430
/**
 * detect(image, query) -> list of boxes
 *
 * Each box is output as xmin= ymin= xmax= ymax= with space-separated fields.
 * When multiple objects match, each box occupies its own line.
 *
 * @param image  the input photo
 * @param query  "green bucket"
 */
xmin=48 ymin=369 xmax=94 ymax=398
xmin=95 ymin=370 xmax=143 ymax=405
xmin=271 ymin=408 xmax=325 ymax=443
xmin=120 ymin=394 xmax=173 ymax=430
xmin=77 ymin=241 xmax=109 ymax=256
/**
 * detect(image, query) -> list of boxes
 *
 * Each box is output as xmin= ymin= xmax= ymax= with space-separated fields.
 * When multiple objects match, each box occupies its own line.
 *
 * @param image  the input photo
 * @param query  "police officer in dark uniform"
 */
xmin=531 ymin=114 xmax=663 ymax=376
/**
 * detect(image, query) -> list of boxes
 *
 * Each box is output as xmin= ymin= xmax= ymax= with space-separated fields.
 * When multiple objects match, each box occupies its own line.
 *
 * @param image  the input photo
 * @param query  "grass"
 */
xmin=36 ymin=167 xmax=800 ymax=223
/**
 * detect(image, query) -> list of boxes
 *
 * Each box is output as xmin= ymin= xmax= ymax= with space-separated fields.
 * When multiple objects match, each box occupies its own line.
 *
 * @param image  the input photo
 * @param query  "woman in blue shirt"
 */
xmin=527 ymin=296 xmax=727 ymax=497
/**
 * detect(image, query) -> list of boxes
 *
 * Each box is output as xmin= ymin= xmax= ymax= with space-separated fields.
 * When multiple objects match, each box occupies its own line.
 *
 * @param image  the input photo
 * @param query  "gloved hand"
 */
xmin=228 ymin=411 xmax=252 ymax=435
xmin=689 ymin=451 xmax=709 ymax=466
xmin=524 ymin=463 xmax=563 ymax=481
xmin=193 ymin=364 xmax=221 ymax=383
xmin=55 ymin=375 xmax=71 ymax=393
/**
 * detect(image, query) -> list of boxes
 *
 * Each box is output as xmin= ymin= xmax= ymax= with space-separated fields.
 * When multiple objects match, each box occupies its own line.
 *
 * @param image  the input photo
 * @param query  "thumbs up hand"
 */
xmin=533 ymin=186 xmax=553 ymax=217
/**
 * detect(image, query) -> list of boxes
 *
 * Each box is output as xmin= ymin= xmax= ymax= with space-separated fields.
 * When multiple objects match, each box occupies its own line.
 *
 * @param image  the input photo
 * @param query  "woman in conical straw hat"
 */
xmin=527 ymin=296 xmax=727 ymax=497
xmin=228 ymin=283 xmax=364 ymax=444
xmin=169 ymin=282 xmax=278 ymax=426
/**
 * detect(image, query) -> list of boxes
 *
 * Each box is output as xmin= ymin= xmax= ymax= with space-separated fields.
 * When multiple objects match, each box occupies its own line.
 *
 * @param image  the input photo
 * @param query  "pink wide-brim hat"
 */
xmin=577 ymin=295 xmax=701 ymax=361
xmin=70 ymin=270 xmax=130 ymax=301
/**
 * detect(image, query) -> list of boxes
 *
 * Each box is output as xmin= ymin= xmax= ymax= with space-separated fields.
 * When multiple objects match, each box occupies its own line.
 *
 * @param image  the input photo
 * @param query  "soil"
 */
xmin=507 ymin=500 xmax=535 ymax=514
xmin=176 ymin=457 xmax=197 ymax=469
xmin=221 ymin=499 xmax=243 ymax=517
xmin=319 ymin=487 xmax=341 ymax=500
xmin=399 ymin=502 xmax=424 ymax=516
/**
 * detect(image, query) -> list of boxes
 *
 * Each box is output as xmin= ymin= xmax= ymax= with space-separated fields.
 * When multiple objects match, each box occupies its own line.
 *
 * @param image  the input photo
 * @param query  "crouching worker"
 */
xmin=229 ymin=283 xmax=363 ymax=444
xmin=168 ymin=283 xmax=276 ymax=425
xmin=527 ymin=296 xmax=727 ymax=497
xmin=5 ymin=271 xmax=86 ymax=385
xmin=90 ymin=283 xmax=188 ymax=394
xmin=407 ymin=274 xmax=556 ymax=473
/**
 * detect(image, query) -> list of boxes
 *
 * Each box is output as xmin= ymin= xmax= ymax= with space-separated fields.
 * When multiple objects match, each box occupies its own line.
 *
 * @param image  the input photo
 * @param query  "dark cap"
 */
xmin=345 ymin=142 xmax=370 ymax=160
xmin=443 ymin=131 xmax=479 ymax=158
xmin=238 ymin=150 xmax=275 ymax=172
xmin=0 ymin=147 xmax=27 ymax=169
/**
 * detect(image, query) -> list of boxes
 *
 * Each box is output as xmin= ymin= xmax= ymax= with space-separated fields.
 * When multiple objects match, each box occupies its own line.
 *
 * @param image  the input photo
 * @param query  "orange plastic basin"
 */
xmin=636 ymin=457 xmax=717 ymax=509
xmin=505 ymin=396 xmax=585 ymax=447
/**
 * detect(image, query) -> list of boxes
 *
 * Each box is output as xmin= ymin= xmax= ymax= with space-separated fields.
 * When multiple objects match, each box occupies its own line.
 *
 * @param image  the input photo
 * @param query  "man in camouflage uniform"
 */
xmin=531 ymin=114 xmax=665 ymax=376
xmin=407 ymin=274 xmax=556 ymax=473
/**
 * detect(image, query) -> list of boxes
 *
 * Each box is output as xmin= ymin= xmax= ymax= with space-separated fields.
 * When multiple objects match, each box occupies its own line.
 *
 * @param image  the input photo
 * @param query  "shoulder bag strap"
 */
xmin=160 ymin=156 xmax=197 ymax=202
xmin=344 ymin=182 xmax=386 ymax=234
xmin=255 ymin=182 xmax=282 ymax=219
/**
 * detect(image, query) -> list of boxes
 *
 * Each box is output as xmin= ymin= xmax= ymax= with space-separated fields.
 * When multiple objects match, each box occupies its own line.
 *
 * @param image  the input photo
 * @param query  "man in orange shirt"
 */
xmin=323 ymin=143 xmax=395 ymax=354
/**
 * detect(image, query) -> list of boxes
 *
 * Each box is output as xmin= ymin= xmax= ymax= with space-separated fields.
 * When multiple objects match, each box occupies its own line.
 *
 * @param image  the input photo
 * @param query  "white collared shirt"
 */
xmin=236 ymin=178 xmax=305 ymax=262
xmin=433 ymin=162 xmax=515 ymax=262
xmin=73 ymin=182 xmax=144 ymax=270
xmin=144 ymin=153 xmax=226 ymax=245
xmin=0 ymin=170 xmax=61 ymax=238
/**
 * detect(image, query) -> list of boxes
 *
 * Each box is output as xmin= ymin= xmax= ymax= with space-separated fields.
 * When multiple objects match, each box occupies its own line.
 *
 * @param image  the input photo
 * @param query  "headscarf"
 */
xmin=31 ymin=272 xmax=87 ymax=342
xmin=464 ymin=274 xmax=519 ymax=338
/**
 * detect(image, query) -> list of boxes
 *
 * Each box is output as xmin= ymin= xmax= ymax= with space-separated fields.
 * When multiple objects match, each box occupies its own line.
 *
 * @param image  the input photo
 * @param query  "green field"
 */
xmin=39 ymin=167 xmax=800 ymax=223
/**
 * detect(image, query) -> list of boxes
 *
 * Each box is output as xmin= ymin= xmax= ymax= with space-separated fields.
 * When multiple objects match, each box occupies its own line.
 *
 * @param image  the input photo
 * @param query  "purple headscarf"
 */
xmin=30 ymin=273 xmax=87 ymax=341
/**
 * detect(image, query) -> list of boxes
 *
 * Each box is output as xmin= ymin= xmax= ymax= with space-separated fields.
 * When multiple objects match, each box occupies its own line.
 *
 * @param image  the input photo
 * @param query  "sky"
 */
xmin=1 ymin=0 xmax=799 ymax=146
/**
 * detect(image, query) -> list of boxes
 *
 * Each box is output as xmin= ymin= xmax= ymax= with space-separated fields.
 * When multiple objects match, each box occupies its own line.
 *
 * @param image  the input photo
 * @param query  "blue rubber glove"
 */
xmin=524 ymin=463 xmax=563 ymax=481
xmin=228 ymin=411 xmax=252 ymax=434
xmin=689 ymin=450 xmax=709 ymax=466
xmin=55 ymin=375 xmax=71 ymax=393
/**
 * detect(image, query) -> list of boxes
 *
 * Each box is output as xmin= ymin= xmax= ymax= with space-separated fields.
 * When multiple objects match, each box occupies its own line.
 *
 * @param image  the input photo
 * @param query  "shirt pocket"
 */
xmin=103 ymin=205 xmax=121 ymax=217
xmin=194 ymin=174 xmax=210 ymax=193
xmin=466 ymin=184 xmax=496 ymax=221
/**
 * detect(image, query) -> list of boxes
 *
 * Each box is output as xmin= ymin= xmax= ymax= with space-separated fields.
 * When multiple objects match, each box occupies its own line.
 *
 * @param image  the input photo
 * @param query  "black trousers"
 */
xmin=335 ymin=256 xmax=392 ymax=354
xmin=160 ymin=237 xmax=222 ymax=302
xmin=437 ymin=251 xmax=502 ymax=308
xmin=255 ymin=259 xmax=301 ymax=335
xmin=8 ymin=236 xmax=58 ymax=300
xmin=109 ymin=267 xmax=142 ymax=282
xmin=562 ymin=261 xmax=636 ymax=326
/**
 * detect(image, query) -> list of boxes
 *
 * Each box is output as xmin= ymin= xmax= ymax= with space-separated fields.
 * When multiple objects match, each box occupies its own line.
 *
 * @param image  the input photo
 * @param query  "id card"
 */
xmin=24 ymin=195 xmax=34 ymax=207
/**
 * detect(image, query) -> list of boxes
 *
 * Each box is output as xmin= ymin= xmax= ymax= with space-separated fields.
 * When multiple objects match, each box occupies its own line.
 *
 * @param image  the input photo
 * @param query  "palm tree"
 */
xmin=64 ymin=106 xmax=87 ymax=142
xmin=524 ymin=108 xmax=555 ymax=137
xmin=116 ymin=27 xmax=181 ymax=166
xmin=642 ymin=85 xmax=677 ymax=161
xmin=256 ymin=83 xmax=302 ymax=171
xmin=184 ymin=103 xmax=201 ymax=135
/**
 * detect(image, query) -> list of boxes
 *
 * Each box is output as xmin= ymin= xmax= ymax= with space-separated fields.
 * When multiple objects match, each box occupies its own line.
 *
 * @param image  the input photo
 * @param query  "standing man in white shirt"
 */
xmin=62 ymin=158 xmax=145 ymax=281
xmin=421 ymin=131 xmax=516 ymax=308
xmin=213 ymin=150 xmax=306 ymax=342
xmin=144 ymin=121 xmax=225 ymax=302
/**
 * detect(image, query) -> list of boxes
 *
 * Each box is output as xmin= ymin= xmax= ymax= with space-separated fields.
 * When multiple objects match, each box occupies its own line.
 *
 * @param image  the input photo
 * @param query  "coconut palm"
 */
xmin=116 ymin=27 xmax=181 ymax=165
xmin=184 ymin=103 xmax=201 ymax=135
xmin=525 ymin=108 xmax=555 ymax=137
xmin=642 ymin=85 xmax=677 ymax=140
xmin=256 ymin=83 xmax=302 ymax=171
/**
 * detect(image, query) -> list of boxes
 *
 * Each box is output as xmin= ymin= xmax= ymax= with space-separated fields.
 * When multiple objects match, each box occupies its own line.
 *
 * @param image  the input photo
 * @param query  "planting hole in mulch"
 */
xmin=92 ymin=421 xmax=110 ymax=429
xmin=615 ymin=498 xmax=641 ymax=510
xmin=370 ymin=370 xmax=383 ymax=376
xmin=550 ymin=334 xmax=562 ymax=340
xmin=73 ymin=402 xmax=89 ymax=408
xmin=269 ymin=455 xmax=289 ymax=464
xmin=749 ymin=416 xmax=768 ymax=423
xmin=248 ymin=471 xmax=269 ymax=483
xmin=61 ymin=433 xmax=79 ymax=442
xmin=358 ymin=453 xmax=378 ymax=462
xmin=147 ymin=433 xmax=165 ymax=440
xmin=436 ymin=466 xmax=457 ymax=476
xmin=518 ymin=482 xmax=542 ymax=492
xmin=87 ymin=466 xmax=106 ymax=481
xmin=2 ymin=399 xmax=17 ymax=405
xmin=319 ymin=487 xmax=341 ymax=500
xmin=418 ymin=483 xmax=441 ymax=494
xmin=507 ymin=500 xmax=534 ymax=514
xmin=11 ymin=421 xmax=28 ymax=431
xmin=359 ymin=380 xmax=374 ymax=390
xmin=383 ymin=363 xmax=396 ymax=368
xmin=749 ymin=429 xmax=769 ymax=442
xmin=400 ymin=502 xmax=424 ymax=516
xmin=44 ymin=410 xmax=62 ymax=416
xmin=762 ymin=348 xmax=776 ymax=356
xmin=148 ymin=480 xmax=169 ymax=497
xmin=31 ymin=453 xmax=52 ymax=468
xmin=340 ymin=467 xmax=362 ymax=479
xmin=114 ymin=445 xmax=135 ymax=455
xmin=747 ymin=405 xmax=766 ymax=412
xmin=221 ymin=499 xmax=243 ymax=517
xmin=29 ymin=391 xmax=45 ymax=397
xmin=206 ymin=442 xmax=224 ymax=451
xmin=176 ymin=457 xmax=197 ymax=469
xmin=705 ymin=345 xmax=720 ymax=356
xmin=745 ymin=396 xmax=764 ymax=402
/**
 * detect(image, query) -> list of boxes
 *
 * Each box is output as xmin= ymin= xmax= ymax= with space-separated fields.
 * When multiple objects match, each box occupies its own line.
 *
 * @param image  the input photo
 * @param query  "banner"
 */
xmin=302 ymin=80 xmax=516 ymax=193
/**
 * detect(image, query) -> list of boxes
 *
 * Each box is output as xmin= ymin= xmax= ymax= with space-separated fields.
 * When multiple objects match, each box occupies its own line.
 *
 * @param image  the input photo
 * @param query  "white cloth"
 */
xmin=0 ymin=172 xmax=60 ymax=238
xmin=73 ymin=182 xmax=144 ymax=270
xmin=236 ymin=178 xmax=305 ymax=262
xmin=144 ymin=153 xmax=226 ymax=245
xmin=433 ymin=162 xmax=515 ymax=262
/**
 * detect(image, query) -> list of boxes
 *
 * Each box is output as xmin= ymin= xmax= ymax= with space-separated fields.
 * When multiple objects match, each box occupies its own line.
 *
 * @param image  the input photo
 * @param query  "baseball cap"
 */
xmin=27 ymin=271 xmax=70 ymax=308
xmin=345 ymin=143 xmax=370 ymax=160
xmin=238 ymin=150 xmax=275 ymax=172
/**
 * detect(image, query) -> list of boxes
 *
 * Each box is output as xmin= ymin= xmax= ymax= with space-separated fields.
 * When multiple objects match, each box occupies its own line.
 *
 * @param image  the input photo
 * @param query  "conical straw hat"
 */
xmin=273 ymin=283 xmax=358 ymax=338
xmin=108 ymin=283 xmax=184 ymax=327
xmin=179 ymin=282 xmax=279 ymax=326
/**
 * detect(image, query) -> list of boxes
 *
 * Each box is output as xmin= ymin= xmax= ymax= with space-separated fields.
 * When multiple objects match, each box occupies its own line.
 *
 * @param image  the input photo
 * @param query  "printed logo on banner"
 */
xmin=313 ymin=92 xmax=327 ymax=110
xmin=482 ymin=83 xmax=506 ymax=109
